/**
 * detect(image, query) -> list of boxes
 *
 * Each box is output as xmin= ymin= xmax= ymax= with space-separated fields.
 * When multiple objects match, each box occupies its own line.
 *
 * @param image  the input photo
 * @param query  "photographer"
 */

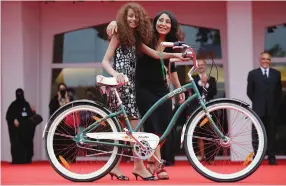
xmin=49 ymin=83 xmax=74 ymax=161
xmin=49 ymin=83 xmax=70 ymax=116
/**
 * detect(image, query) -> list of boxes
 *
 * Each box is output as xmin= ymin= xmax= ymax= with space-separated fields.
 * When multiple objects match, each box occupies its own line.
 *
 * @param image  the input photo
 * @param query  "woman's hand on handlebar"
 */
xmin=172 ymin=53 xmax=190 ymax=61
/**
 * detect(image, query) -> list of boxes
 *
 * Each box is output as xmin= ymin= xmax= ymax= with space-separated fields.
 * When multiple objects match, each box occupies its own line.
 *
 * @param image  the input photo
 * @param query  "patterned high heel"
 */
xmin=132 ymin=173 xmax=158 ymax=181
xmin=109 ymin=172 xmax=129 ymax=181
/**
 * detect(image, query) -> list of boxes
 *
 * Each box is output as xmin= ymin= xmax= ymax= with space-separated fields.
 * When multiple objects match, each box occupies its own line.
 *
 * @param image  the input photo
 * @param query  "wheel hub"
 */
xmin=220 ymin=137 xmax=230 ymax=147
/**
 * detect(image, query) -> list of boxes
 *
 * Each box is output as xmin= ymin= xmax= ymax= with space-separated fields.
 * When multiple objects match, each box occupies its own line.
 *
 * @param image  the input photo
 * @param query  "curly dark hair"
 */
xmin=116 ymin=3 xmax=153 ymax=47
xmin=152 ymin=10 xmax=184 ymax=49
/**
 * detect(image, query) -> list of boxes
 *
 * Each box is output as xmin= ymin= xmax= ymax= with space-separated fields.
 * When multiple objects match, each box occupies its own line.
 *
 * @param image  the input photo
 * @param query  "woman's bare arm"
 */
xmin=140 ymin=43 xmax=187 ymax=60
xmin=102 ymin=35 xmax=119 ymax=76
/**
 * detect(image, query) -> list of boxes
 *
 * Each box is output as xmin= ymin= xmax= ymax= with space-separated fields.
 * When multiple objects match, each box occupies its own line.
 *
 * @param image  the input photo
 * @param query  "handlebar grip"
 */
xmin=161 ymin=41 xmax=186 ymax=47
xmin=161 ymin=42 xmax=174 ymax=47
xmin=173 ymin=41 xmax=186 ymax=46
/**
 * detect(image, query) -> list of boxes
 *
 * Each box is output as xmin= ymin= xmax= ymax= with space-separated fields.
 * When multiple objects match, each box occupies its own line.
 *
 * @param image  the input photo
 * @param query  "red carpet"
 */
xmin=1 ymin=160 xmax=286 ymax=185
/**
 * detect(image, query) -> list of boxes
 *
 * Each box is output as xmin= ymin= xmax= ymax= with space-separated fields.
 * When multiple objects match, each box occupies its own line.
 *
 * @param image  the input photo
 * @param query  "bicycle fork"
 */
xmin=201 ymin=101 xmax=228 ymax=143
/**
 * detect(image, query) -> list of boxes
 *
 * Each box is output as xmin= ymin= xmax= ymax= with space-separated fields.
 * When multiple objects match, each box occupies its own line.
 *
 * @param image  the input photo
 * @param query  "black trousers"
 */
xmin=252 ymin=114 xmax=276 ymax=159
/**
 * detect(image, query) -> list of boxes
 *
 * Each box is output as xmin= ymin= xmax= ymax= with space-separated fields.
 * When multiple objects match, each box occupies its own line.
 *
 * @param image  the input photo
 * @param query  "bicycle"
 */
xmin=42 ymin=41 xmax=267 ymax=182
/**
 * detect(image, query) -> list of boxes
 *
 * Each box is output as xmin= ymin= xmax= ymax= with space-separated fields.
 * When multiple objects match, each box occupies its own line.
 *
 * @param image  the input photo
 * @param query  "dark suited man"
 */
xmin=247 ymin=52 xmax=282 ymax=165
xmin=190 ymin=59 xmax=217 ymax=164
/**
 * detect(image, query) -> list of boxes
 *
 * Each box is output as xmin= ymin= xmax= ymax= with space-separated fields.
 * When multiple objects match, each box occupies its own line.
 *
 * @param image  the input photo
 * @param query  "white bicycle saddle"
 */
xmin=96 ymin=75 xmax=128 ymax=86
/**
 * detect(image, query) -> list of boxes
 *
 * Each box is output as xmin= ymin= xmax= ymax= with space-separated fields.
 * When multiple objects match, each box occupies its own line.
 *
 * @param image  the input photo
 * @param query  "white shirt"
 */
xmin=198 ymin=73 xmax=209 ymax=88
xmin=260 ymin=67 xmax=269 ymax=77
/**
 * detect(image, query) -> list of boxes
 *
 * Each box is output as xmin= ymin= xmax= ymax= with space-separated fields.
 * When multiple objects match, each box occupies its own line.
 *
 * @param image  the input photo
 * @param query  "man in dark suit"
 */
xmin=190 ymin=59 xmax=217 ymax=164
xmin=193 ymin=60 xmax=217 ymax=102
xmin=247 ymin=52 xmax=282 ymax=165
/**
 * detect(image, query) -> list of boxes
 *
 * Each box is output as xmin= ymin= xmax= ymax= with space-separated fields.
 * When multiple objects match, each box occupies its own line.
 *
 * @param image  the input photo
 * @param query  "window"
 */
xmin=176 ymin=25 xmax=224 ymax=100
xmin=181 ymin=25 xmax=222 ymax=59
xmin=53 ymin=23 xmax=109 ymax=63
xmin=50 ymin=68 xmax=110 ymax=103
xmin=265 ymin=23 xmax=286 ymax=57
xmin=51 ymin=23 xmax=110 ymax=105
xmin=177 ymin=64 xmax=225 ymax=98
xmin=272 ymin=63 xmax=286 ymax=89
xmin=146 ymin=21 xmax=223 ymax=59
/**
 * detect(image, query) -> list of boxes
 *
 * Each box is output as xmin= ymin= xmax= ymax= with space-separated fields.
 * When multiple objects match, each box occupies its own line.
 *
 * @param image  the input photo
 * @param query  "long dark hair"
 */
xmin=152 ymin=10 xmax=184 ymax=49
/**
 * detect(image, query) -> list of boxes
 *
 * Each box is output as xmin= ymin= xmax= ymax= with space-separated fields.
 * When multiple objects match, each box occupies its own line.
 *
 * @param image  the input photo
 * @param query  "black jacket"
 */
xmin=247 ymin=68 xmax=282 ymax=117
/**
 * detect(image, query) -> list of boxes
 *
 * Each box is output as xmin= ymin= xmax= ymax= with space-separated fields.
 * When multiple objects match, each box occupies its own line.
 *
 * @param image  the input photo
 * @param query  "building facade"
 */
xmin=1 ymin=1 xmax=286 ymax=161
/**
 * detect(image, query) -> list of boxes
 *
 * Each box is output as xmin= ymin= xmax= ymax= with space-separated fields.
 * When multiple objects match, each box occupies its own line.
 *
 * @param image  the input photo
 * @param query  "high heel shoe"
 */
xmin=156 ymin=168 xmax=169 ymax=180
xmin=146 ymin=160 xmax=169 ymax=180
xmin=146 ymin=161 xmax=155 ymax=175
xmin=132 ymin=172 xmax=158 ymax=181
xmin=109 ymin=172 xmax=129 ymax=181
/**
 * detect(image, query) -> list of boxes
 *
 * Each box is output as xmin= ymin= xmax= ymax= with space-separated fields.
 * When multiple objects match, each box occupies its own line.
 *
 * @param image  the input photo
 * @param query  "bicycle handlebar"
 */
xmin=161 ymin=41 xmax=198 ymax=69
xmin=161 ymin=41 xmax=186 ymax=47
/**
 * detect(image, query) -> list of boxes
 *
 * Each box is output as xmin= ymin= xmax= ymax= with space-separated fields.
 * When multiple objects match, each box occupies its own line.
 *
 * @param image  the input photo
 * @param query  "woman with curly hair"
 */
xmin=107 ymin=10 xmax=185 ymax=180
xmin=102 ymin=3 xmax=186 ymax=181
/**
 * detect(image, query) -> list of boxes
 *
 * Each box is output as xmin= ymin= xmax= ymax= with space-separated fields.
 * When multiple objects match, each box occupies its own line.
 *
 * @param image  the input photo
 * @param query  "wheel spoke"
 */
xmin=185 ymin=101 xmax=266 ymax=182
xmin=45 ymin=102 xmax=121 ymax=181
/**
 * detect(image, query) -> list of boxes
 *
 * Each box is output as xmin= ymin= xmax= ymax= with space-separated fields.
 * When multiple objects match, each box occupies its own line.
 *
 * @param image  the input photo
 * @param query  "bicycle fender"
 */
xmin=180 ymin=98 xmax=250 ymax=147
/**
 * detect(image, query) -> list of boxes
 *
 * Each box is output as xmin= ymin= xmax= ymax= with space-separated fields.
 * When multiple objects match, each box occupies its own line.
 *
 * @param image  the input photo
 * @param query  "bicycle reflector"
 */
xmin=92 ymin=116 xmax=106 ymax=126
xmin=59 ymin=155 xmax=70 ymax=169
xmin=199 ymin=117 xmax=209 ymax=127
xmin=243 ymin=152 xmax=254 ymax=166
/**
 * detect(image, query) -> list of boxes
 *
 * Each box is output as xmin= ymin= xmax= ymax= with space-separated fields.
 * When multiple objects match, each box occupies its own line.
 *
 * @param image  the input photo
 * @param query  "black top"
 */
xmin=6 ymin=99 xmax=34 ymax=125
xmin=135 ymin=48 xmax=177 ymax=91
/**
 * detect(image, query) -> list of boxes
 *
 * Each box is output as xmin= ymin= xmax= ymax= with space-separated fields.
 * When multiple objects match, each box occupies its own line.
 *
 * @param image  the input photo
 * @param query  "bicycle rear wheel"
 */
xmin=45 ymin=100 xmax=122 ymax=182
xmin=184 ymin=99 xmax=267 ymax=182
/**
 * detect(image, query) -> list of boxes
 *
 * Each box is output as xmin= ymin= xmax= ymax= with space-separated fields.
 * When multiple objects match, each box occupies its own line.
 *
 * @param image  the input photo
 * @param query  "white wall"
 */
xmin=1 ymin=1 xmax=25 ymax=161
xmin=1 ymin=1 xmax=40 ymax=161
xmin=226 ymin=1 xmax=254 ymax=103
xmin=226 ymin=1 xmax=254 ymax=161
xmin=22 ymin=1 xmax=41 ymax=161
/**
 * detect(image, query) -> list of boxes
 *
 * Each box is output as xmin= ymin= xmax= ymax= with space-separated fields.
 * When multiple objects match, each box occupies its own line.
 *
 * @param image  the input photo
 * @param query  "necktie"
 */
xmin=264 ymin=69 xmax=267 ymax=78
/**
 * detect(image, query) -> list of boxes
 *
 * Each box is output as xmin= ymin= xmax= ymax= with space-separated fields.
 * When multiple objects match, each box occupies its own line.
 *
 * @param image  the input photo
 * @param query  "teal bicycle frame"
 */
xmin=79 ymin=42 xmax=227 ymax=148
xmin=79 ymin=76 xmax=226 ymax=148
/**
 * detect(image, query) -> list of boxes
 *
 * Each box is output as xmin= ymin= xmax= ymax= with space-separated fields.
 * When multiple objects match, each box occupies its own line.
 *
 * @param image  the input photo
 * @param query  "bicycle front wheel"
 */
xmin=45 ymin=100 xmax=122 ymax=182
xmin=184 ymin=99 xmax=267 ymax=182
